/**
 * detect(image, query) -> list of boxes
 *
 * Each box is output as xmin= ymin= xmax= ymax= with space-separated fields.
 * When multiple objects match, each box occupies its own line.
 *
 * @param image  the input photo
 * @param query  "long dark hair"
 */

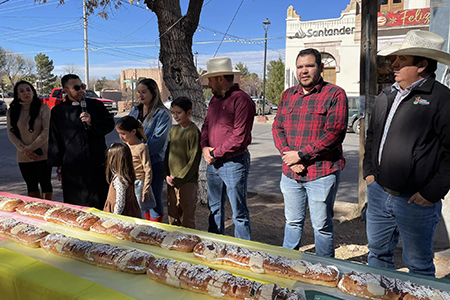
xmin=136 ymin=78 xmax=166 ymax=125
xmin=9 ymin=81 xmax=42 ymax=140
xmin=116 ymin=116 xmax=148 ymax=142
xmin=106 ymin=143 xmax=136 ymax=186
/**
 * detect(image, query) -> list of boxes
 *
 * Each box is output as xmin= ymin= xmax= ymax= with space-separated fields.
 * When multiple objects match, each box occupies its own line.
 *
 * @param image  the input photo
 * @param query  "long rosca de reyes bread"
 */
xmin=90 ymin=218 xmax=201 ymax=252
xmin=0 ymin=196 xmax=25 ymax=212
xmin=146 ymin=257 xmax=306 ymax=300
xmin=338 ymin=271 xmax=450 ymax=300
xmin=0 ymin=216 xmax=49 ymax=247
xmin=40 ymin=232 xmax=155 ymax=273
xmin=16 ymin=201 xmax=99 ymax=231
xmin=193 ymin=240 xmax=339 ymax=287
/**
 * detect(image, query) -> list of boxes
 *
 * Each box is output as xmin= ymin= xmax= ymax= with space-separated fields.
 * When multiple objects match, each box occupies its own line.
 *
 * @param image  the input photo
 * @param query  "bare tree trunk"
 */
xmin=146 ymin=0 xmax=208 ymax=204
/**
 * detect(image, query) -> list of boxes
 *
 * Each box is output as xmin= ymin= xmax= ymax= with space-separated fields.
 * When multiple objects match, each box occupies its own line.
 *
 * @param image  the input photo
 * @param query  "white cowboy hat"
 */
xmin=378 ymin=30 xmax=450 ymax=66
xmin=198 ymin=57 xmax=241 ymax=79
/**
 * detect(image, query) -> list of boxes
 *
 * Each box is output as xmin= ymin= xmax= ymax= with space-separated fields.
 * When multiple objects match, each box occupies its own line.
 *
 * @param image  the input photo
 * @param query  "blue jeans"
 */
xmin=207 ymin=151 xmax=251 ymax=240
xmin=366 ymin=181 xmax=442 ymax=276
xmin=280 ymin=171 xmax=340 ymax=257
xmin=149 ymin=161 xmax=164 ymax=219
xmin=134 ymin=179 xmax=156 ymax=219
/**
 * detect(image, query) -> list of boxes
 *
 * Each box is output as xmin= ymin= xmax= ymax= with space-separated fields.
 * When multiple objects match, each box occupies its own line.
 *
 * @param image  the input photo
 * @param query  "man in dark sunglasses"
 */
xmin=47 ymin=74 xmax=115 ymax=209
xmin=73 ymin=83 xmax=86 ymax=91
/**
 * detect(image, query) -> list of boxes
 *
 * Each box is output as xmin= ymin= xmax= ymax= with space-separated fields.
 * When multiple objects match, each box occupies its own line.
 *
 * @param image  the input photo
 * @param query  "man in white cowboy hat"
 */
xmin=200 ymin=57 xmax=256 ymax=240
xmin=363 ymin=30 xmax=450 ymax=276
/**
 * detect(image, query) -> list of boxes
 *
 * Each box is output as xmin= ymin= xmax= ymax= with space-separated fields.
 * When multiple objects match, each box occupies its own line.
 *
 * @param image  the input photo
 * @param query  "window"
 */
xmin=380 ymin=0 xmax=403 ymax=12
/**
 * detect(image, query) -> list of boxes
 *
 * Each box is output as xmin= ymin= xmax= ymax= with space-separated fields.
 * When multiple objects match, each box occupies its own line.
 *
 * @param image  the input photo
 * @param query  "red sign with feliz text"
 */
xmin=377 ymin=8 xmax=430 ymax=27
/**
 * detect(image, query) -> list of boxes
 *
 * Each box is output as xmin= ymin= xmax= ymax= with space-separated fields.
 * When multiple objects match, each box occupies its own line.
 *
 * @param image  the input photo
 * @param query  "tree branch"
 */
xmin=185 ymin=0 xmax=203 ymax=37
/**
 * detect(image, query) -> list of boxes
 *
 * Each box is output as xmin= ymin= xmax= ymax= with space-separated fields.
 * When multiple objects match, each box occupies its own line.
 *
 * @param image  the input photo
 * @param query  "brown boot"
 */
xmin=28 ymin=191 xmax=41 ymax=199
xmin=42 ymin=193 xmax=53 ymax=200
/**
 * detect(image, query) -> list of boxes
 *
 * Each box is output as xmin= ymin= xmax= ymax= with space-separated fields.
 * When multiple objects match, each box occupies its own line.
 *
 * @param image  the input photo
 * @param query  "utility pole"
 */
xmin=358 ymin=0 xmax=379 ymax=216
xmin=131 ymin=75 xmax=135 ymax=104
xmin=133 ymin=69 xmax=138 ymax=104
xmin=259 ymin=18 xmax=271 ymax=122
xmin=83 ymin=0 xmax=90 ymax=88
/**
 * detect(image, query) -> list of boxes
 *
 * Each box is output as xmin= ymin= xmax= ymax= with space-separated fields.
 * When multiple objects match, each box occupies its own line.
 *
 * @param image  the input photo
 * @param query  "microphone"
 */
xmin=80 ymin=99 xmax=88 ymax=130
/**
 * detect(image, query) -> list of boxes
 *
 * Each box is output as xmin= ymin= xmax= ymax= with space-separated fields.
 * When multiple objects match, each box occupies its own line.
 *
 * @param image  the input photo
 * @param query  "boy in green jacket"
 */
xmin=164 ymin=96 xmax=201 ymax=229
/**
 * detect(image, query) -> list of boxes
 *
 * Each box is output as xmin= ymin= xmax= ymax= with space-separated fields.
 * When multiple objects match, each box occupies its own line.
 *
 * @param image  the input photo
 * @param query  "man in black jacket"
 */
xmin=48 ymin=74 xmax=115 ymax=209
xmin=363 ymin=30 xmax=450 ymax=276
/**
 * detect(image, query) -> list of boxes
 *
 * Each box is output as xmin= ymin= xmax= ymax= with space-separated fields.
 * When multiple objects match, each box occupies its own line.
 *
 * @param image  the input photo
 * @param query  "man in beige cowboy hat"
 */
xmin=363 ymin=30 xmax=450 ymax=276
xmin=200 ymin=57 xmax=255 ymax=240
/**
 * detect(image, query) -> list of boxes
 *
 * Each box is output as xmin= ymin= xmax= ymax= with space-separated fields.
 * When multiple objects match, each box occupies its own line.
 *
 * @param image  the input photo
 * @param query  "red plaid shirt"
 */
xmin=272 ymin=78 xmax=348 ymax=181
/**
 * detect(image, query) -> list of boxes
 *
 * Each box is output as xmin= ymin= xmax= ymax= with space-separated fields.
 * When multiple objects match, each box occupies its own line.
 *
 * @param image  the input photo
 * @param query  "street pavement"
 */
xmin=247 ymin=114 xmax=359 ymax=206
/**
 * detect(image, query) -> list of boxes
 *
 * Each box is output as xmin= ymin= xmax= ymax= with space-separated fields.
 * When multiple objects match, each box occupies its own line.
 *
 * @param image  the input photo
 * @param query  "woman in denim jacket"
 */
xmin=129 ymin=78 xmax=172 ymax=222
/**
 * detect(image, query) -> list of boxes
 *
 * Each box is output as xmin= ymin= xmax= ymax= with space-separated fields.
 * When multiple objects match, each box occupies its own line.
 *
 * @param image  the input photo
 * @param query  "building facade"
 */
xmin=120 ymin=68 xmax=170 ymax=102
xmin=285 ymin=0 xmax=431 ymax=96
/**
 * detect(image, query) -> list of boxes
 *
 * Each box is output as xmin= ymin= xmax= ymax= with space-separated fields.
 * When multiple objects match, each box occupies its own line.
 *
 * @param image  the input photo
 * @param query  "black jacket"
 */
xmin=48 ymin=97 xmax=115 ymax=209
xmin=363 ymin=76 xmax=450 ymax=203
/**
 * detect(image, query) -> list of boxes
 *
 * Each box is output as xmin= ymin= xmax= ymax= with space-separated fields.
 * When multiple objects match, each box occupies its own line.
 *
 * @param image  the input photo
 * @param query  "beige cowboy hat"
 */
xmin=198 ymin=57 xmax=241 ymax=79
xmin=378 ymin=30 xmax=450 ymax=66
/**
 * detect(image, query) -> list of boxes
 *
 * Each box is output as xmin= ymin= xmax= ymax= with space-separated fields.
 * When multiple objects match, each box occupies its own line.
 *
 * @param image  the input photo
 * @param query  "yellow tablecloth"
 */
xmin=0 ymin=247 xmax=132 ymax=300
xmin=1 ymin=191 xmax=449 ymax=300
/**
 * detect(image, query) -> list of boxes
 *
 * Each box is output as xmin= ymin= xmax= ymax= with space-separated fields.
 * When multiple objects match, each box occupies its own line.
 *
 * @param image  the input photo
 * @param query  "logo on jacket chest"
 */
xmin=413 ymin=96 xmax=430 ymax=106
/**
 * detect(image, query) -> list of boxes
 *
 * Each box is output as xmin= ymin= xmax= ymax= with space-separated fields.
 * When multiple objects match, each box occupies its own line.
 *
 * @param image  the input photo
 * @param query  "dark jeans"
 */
xmin=149 ymin=161 xmax=164 ymax=219
xmin=18 ymin=160 xmax=53 ymax=193
xmin=366 ymin=181 xmax=442 ymax=276
xmin=206 ymin=151 xmax=251 ymax=240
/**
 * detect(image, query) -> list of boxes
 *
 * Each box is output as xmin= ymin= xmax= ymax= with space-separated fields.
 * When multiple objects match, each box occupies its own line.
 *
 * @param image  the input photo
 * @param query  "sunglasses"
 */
xmin=73 ymin=84 xmax=86 ymax=91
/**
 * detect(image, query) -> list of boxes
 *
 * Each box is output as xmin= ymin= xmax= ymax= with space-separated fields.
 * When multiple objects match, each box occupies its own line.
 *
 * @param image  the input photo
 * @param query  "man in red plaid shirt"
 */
xmin=272 ymin=48 xmax=348 ymax=257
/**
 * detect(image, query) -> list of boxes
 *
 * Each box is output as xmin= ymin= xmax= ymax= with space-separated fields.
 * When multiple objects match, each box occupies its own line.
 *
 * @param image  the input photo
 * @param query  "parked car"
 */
xmin=348 ymin=96 xmax=360 ymax=135
xmin=0 ymin=100 xmax=7 ymax=115
xmin=164 ymin=98 xmax=173 ymax=109
xmin=252 ymin=97 xmax=272 ymax=115
xmin=41 ymin=88 xmax=118 ymax=116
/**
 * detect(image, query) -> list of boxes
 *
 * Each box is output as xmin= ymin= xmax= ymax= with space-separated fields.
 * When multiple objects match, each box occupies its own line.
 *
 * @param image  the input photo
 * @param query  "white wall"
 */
xmin=285 ymin=9 xmax=360 ymax=96
xmin=404 ymin=0 xmax=430 ymax=9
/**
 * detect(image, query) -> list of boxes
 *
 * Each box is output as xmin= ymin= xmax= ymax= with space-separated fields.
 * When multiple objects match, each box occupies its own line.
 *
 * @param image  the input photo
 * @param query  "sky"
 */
xmin=0 ymin=0 xmax=352 ymax=81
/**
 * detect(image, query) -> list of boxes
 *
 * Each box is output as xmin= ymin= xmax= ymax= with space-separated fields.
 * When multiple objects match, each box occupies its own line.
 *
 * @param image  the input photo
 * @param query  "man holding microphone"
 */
xmin=48 ymin=74 xmax=115 ymax=209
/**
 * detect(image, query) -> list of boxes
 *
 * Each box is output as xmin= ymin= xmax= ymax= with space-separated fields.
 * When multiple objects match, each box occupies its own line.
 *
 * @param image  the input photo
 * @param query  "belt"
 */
xmin=382 ymin=186 xmax=400 ymax=196
xmin=223 ymin=149 xmax=248 ymax=160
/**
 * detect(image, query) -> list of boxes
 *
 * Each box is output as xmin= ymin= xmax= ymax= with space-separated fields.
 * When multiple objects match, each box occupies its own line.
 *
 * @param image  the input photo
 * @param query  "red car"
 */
xmin=41 ymin=88 xmax=118 ymax=115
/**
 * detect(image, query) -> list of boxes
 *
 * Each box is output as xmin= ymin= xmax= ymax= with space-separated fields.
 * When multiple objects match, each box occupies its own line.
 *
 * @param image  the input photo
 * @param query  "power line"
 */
xmin=89 ymin=41 xmax=156 ymax=60
xmin=89 ymin=21 xmax=148 ymax=44
xmin=3 ymin=27 xmax=84 ymax=52
xmin=214 ymin=0 xmax=245 ymax=57
xmin=13 ymin=38 xmax=285 ymax=57
xmin=0 ymin=0 xmax=66 ymax=15
xmin=2 ymin=20 xmax=82 ymax=41
xmin=112 ymin=15 xmax=156 ymax=43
